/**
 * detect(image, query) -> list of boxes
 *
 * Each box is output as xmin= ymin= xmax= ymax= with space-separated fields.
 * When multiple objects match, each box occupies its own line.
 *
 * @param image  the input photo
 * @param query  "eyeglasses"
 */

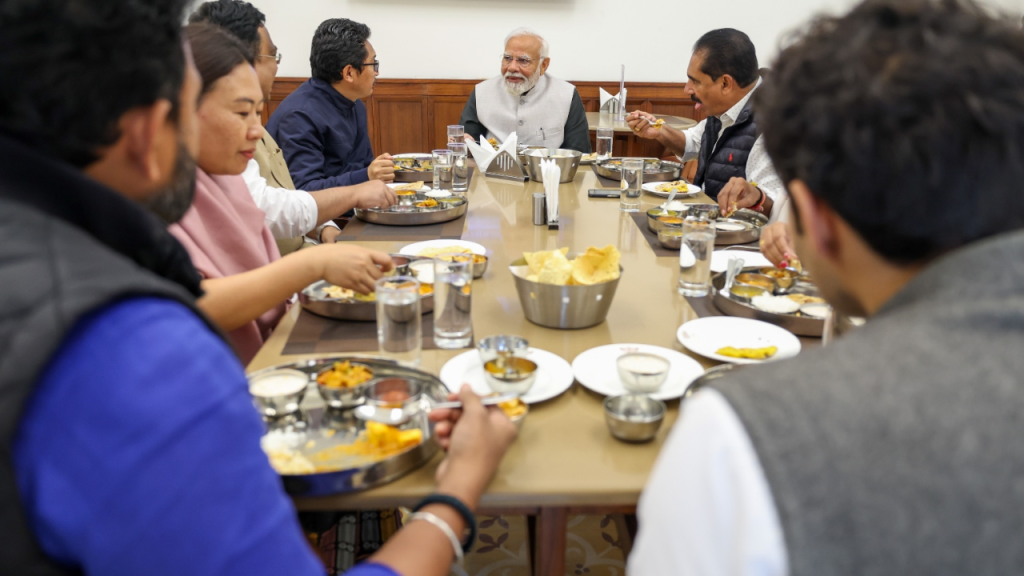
xmin=502 ymin=54 xmax=535 ymax=68
xmin=258 ymin=52 xmax=282 ymax=64
xmin=353 ymin=59 xmax=380 ymax=73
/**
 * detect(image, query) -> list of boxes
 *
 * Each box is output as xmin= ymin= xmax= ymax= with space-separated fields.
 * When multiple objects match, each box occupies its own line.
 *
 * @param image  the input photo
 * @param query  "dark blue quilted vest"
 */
xmin=693 ymin=98 xmax=759 ymax=200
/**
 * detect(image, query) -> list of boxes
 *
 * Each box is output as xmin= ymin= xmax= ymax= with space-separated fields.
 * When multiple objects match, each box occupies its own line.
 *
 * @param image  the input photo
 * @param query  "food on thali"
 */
xmin=394 ymin=156 xmax=433 ymax=172
xmin=262 ymin=421 xmax=424 ymax=476
xmin=488 ymin=137 xmax=499 ymax=147
xmin=655 ymin=180 xmax=689 ymax=193
xmin=317 ymin=361 xmax=374 ymax=389
xmin=262 ymin=431 xmax=317 ymax=475
xmin=321 ymin=280 xmax=433 ymax=302
xmin=786 ymin=294 xmax=826 ymax=305
xmin=716 ymin=346 xmax=778 ymax=360
xmin=751 ymin=294 xmax=801 ymax=314
xmin=580 ymin=152 xmax=598 ymax=162
xmin=723 ymin=201 xmax=739 ymax=218
xmin=715 ymin=221 xmax=746 ymax=232
xmin=520 ymin=245 xmax=621 ymax=286
xmin=497 ymin=397 xmax=527 ymax=418
xmin=250 ymin=370 xmax=308 ymax=398
xmin=414 ymin=199 xmax=438 ymax=208
xmin=392 ymin=181 xmax=424 ymax=192
xmin=800 ymin=303 xmax=830 ymax=318
xmin=729 ymin=284 xmax=767 ymax=299
xmin=416 ymin=245 xmax=474 ymax=258
xmin=735 ymin=273 xmax=775 ymax=291
xmin=425 ymin=189 xmax=452 ymax=198
xmin=657 ymin=216 xmax=684 ymax=225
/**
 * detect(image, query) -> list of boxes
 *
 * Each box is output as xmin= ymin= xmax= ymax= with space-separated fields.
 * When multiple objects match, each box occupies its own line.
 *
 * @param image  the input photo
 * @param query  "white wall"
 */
xmin=248 ymin=0 xmax=1024 ymax=83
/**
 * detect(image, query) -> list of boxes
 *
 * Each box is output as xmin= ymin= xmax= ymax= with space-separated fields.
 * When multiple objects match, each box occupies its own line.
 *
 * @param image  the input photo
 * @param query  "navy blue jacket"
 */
xmin=266 ymin=77 xmax=373 ymax=191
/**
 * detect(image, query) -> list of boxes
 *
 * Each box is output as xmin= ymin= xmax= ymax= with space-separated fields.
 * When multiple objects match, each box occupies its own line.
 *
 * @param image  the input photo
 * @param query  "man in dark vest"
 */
xmin=628 ymin=29 xmax=786 ymax=221
xmin=629 ymin=0 xmax=1024 ymax=574
xmin=0 ymin=1 xmax=514 ymax=574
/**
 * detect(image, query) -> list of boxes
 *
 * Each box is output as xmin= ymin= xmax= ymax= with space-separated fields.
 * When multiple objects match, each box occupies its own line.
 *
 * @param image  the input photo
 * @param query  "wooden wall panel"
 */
xmin=431 ymin=97 xmax=470 ymax=150
xmin=374 ymin=97 xmax=429 ymax=154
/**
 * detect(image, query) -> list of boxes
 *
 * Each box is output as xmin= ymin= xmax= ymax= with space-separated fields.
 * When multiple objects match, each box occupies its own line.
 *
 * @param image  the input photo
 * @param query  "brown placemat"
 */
xmin=589 ymin=164 xmax=620 ymax=188
xmin=628 ymin=211 xmax=677 ymax=257
xmin=283 ymin=309 xmax=473 ymax=355
xmin=684 ymin=292 xmax=821 ymax=348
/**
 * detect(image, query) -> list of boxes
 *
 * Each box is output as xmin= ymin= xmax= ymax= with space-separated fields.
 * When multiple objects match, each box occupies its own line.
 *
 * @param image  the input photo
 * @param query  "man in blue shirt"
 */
xmin=1 ymin=2 xmax=516 ymax=575
xmin=267 ymin=18 xmax=396 ymax=191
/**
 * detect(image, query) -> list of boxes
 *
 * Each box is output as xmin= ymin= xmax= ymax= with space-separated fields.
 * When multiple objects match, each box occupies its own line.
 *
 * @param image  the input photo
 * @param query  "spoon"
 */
xmin=661 ymin=188 xmax=678 ymax=212
xmin=354 ymin=393 xmax=521 ymax=426
xmin=724 ymin=255 xmax=746 ymax=293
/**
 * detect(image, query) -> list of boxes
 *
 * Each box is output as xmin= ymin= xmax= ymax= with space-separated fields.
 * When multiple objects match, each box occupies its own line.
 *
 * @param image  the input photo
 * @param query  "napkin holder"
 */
xmin=485 ymin=150 xmax=528 ymax=182
xmin=599 ymin=87 xmax=626 ymax=114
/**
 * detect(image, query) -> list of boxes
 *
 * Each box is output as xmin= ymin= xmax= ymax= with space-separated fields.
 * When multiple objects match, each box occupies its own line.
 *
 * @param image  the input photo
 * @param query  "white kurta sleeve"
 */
xmin=628 ymin=388 xmax=788 ymax=576
xmin=241 ymin=159 xmax=319 ymax=239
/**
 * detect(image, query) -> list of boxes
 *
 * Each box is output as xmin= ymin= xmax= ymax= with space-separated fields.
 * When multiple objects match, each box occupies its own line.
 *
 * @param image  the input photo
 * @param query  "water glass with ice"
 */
xmin=433 ymin=255 xmax=473 ymax=349
xmin=620 ymin=158 xmax=643 ymax=212
xmin=677 ymin=217 xmax=716 ymax=296
xmin=447 ymin=124 xmax=464 ymax=145
xmin=432 ymin=149 xmax=452 ymax=191
xmin=596 ymin=128 xmax=613 ymax=161
xmin=448 ymin=142 xmax=469 ymax=193
xmin=376 ymin=276 xmax=422 ymax=365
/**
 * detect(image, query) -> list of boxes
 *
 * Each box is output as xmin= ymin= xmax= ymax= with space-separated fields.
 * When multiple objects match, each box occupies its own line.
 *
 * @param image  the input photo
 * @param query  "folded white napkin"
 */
xmin=467 ymin=133 xmax=520 ymax=173
xmin=539 ymin=158 xmax=561 ymax=224
xmin=599 ymin=87 xmax=626 ymax=112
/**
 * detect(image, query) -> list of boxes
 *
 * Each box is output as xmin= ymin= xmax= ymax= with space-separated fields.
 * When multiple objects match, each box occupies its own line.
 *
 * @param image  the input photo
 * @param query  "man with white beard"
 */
xmin=458 ymin=28 xmax=591 ymax=152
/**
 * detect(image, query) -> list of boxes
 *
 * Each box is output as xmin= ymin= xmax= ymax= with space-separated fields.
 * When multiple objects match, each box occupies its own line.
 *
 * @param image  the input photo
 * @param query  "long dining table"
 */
xmin=248 ymin=163 xmax=723 ymax=574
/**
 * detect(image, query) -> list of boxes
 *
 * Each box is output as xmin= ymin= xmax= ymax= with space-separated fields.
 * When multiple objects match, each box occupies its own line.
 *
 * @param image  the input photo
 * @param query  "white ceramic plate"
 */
xmin=439 ymin=348 xmax=574 ymax=404
xmin=399 ymin=240 xmax=487 ymax=257
xmin=571 ymin=343 xmax=704 ymax=400
xmin=642 ymin=181 xmax=702 ymax=199
xmin=676 ymin=317 xmax=801 ymax=364
xmin=387 ymin=182 xmax=430 ymax=193
xmin=710 ymin=249 xmax=773 ymax=273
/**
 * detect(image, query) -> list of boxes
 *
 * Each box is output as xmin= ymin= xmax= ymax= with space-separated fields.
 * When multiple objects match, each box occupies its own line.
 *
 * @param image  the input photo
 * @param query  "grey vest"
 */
xmin=693 ymin=98 xmax=759 ymax=200
xmin=475 ymin=74 xmax=576 ymax=148
xmin=0 ymin=136 xmax=213 ymax=574
xmin=712 ymin=230 xmax=1024 ymax=575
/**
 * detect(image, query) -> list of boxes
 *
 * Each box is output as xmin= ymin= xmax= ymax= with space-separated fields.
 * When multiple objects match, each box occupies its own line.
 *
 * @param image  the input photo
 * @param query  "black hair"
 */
xmin=185 ymin=23 xmax=256 ymax=98
xmin=189 ymin=0 xmax=266 ymax=57
xmin=0 ymin=0 xmax=190 ymax=168
xmin=310 ymin=18 xmax=371 ymax=84
xmin=693 ymin=29 xmax=759 ymax=88
xmin=756 ymin=0 xmax=1024 ymax=264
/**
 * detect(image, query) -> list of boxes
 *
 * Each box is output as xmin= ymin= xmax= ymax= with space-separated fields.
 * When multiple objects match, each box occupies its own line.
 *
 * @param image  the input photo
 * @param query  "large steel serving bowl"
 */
xmin=525 ymin=149 xmax=582 ymax=183
xmin=509 ymin=255 xmax=622 ymax=329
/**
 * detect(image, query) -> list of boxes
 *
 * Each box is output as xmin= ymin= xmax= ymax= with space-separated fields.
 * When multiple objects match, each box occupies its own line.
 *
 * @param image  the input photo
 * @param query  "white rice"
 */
xmin=751 ymin=295 xmax=801 ymax=314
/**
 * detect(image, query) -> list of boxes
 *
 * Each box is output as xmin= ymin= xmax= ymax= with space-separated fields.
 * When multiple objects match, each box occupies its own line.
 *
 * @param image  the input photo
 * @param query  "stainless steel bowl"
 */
xmin=646 ymin=207 xmax=685 ymax=234
xmin=315 ymin=362 xmax=375 ymax=409
xmin=471 ymin=254 xmax=488 ymax=279
xmin=248 ymin=368 xmax=309 ymax=417
xmin=517 ymin=145 xmax=548 ymax=178
xmin=483 ymin=357 xmax=538 ymax=395
xmin=525 ymin=149 xmax=582 ymax=183
xmin=604 ymin=394 xmax=666 ymax=443
xmin=657 ymin=227 xmax=682 ymax=250
xmin=361 ymin=377 xmax=425 ymax=421
xmin=509 ymin=256 xmax=623 ymax=329
xmin=616 ymin=353 xmax=671 ymax=394
xmin=478 ymin=335 xmax=530 ymax=365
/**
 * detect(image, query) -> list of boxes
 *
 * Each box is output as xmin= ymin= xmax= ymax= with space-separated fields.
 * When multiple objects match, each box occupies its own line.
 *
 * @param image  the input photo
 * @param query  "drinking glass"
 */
xmin=620 ymin=158 xmax=643 ymax=212
xmin=376 ymin=276 xmax=422 ymax=365
xmin=677 ymin=217 xmax=716 ymax=296
xmin=432 ymin=149 xmax=452 ymax=191
xmin=433 ymin=255 xmax=473 ymax=349
xmin=447 ymin=124 xmax=465 ymax=145
xmin=596 ymin=128 xmax=613 ymax=161
xmin=447 ymin=142 xmax=469 ymax=193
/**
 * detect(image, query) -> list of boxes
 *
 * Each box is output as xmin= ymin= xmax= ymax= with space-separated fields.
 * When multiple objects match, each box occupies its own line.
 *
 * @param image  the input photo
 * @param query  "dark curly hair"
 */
xmin=0 ymin=0 xmax=190 ymax=168
xmin=756 ymin=0 xmax=1024 ymax=264
xmin=693 ymin=29 xmax=759 ymax=88
xmin=189 ymin=0 xmax=265 ymax=57
xmin=310 ymin=18 xmax=371 ymax=84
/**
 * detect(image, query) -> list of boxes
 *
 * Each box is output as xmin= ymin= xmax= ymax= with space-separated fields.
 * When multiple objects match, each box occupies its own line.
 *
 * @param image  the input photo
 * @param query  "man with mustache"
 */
xmin=628 ymin=29 xmax=785 ymax=219
xmin=267 ymin=18 xmax=395 ymax=191
xmin=458 ymin=28 xmax=591 ymax=153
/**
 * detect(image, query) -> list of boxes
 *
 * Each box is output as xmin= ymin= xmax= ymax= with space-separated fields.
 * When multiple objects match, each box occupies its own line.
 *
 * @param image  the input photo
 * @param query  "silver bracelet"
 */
xmin=408 ymin=511 xmax=465 ymax=565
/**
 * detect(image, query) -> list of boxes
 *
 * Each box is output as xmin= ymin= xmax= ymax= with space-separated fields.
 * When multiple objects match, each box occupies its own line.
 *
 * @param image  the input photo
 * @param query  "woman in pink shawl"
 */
xmin=171 ymin=24 xmax=392 ymax=363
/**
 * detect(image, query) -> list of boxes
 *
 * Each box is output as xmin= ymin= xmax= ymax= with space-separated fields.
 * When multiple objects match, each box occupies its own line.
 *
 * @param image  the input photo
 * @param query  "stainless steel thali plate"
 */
xmin=300 ymin=256 xmax=436 ymax=321
xmin=251 ymin=356 xmax=447 ymax=497
xmin=393 ymin=153 xmax=433 ymax=182
xmin=644 ymin=207 xmax=767 ymax=246
xmin=595 ymin=157 xmax=683 ymax=182
xmin=711 ymin=267 xmax=825 ymax=337
xmin=355 ymin=195 xmax=467 ymax=226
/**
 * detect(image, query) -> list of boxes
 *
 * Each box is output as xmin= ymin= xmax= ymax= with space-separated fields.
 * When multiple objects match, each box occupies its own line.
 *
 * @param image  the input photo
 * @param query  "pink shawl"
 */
xmin=169 ymin=168 xmax=286 ymax=364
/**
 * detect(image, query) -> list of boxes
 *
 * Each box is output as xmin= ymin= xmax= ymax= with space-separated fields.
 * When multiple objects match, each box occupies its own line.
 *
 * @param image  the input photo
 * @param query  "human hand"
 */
xmin=352 ymin=179 xmax=397 ymax=210
xmin=626 ymin=110 xmax=661 ymax=140
xmin=462 ymin=134 xmax=475 ymax=144
xmin=368 ymin=153 xmax=395 ymax=182
xmin=429 ymin=386 xmax=517 ymax=509
xmin=717 ymin=177 xmax=761 ymax=216
xmin=314 ymin=244 xmax=393 ymax=294
xmin=319 ymin=225 xmax=341 ymax=244
xmin=759 ymin=221 xmax=796 ymax=268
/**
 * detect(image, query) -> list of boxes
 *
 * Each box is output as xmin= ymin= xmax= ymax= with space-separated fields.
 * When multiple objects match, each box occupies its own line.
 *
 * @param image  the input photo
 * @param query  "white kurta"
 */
xmin=475 ymin=74 xmax=576 ymax=148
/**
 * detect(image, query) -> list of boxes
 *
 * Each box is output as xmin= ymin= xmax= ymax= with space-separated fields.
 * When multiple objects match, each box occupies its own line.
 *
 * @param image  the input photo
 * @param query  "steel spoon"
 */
xmin=354 ymin=393 xmax=521 ymax=426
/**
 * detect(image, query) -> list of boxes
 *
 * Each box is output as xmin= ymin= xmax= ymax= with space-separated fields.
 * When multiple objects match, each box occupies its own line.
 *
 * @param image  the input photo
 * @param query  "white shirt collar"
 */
xmin=719 ymin=77 xmax=762 ymax=126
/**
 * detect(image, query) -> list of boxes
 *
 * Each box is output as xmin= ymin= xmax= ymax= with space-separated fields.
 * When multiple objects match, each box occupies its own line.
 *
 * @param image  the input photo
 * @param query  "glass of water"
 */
xmin=432 ymin=149 xmax=452 ymax=191
xmin=376 ymin=276 xmax=422 ymax=366
xmin=447 ymin=142 xmax=469 ymax=193
xmin=596 ymin=128 xmax=613 ymax=161
xmin=433 ymin=255 xmax=473 ymax=349
xmin=620 ymin=158 xmax=643 ymax=212
xmin=677 ymin=217 xmax=716 ymax=297
xmin=447 ymin=124 xmax=464 ymax=145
